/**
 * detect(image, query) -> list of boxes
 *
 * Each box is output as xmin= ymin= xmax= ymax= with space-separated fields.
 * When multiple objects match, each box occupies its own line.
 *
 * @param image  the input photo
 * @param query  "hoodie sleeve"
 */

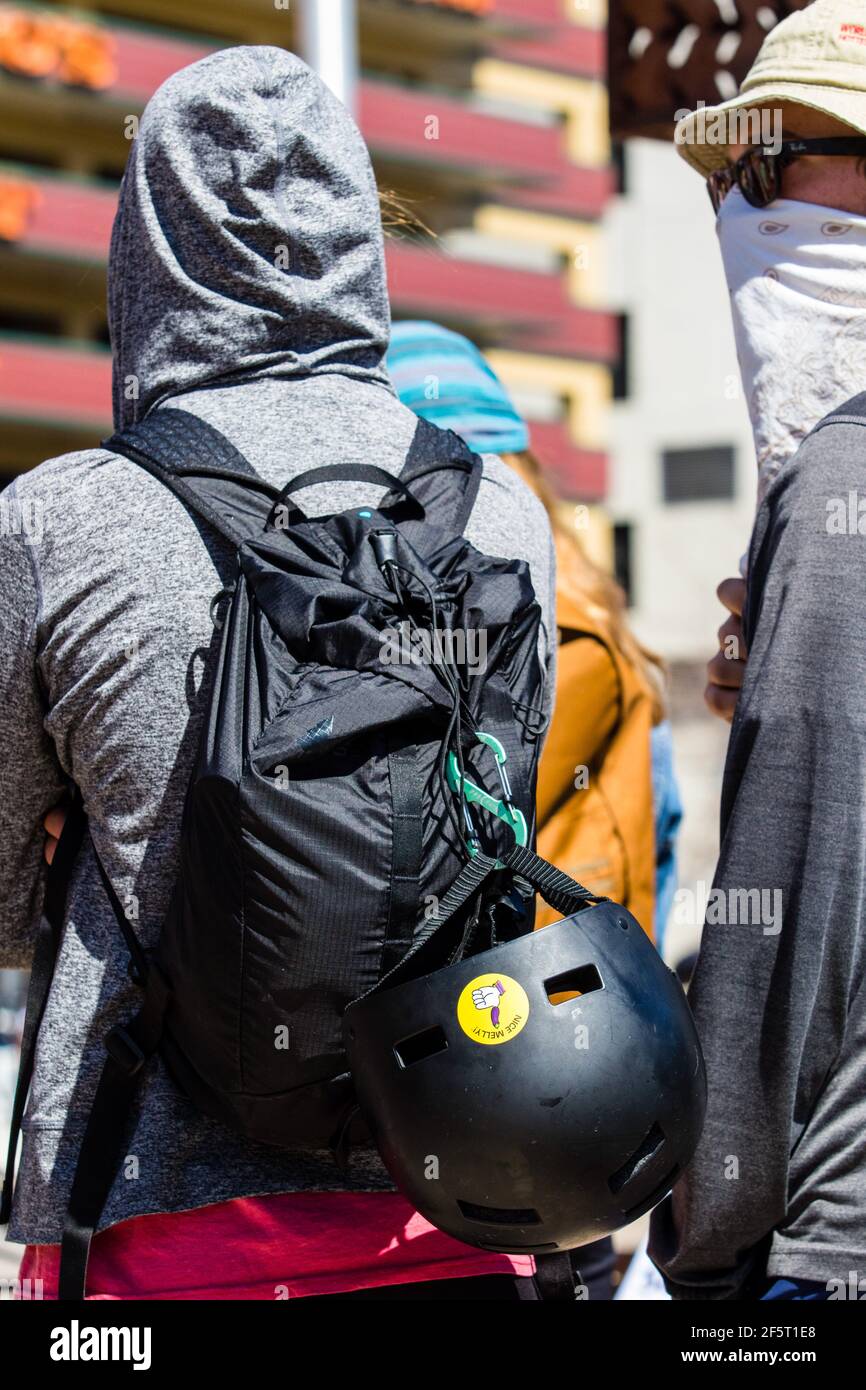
xmin=649 ymin=418 xmax=866 ymax=1299
xmin=0 ymin=492 xmax=66 ymax=968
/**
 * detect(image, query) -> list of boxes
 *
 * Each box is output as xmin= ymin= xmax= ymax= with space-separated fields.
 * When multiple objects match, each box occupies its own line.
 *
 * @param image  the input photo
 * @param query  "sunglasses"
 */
xmin=707 ymin=138 xmax=866 ymax=214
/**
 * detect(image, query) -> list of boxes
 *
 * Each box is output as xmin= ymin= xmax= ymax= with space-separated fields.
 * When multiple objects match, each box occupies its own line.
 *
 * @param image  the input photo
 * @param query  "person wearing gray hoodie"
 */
xmin=0 ymin=46 xmax=555 ymax=1300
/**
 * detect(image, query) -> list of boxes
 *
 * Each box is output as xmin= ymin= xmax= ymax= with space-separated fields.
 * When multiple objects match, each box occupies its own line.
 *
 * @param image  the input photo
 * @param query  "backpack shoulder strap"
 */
xmin=105 ymin=409 xmax=280 ymax=549
xmin=390 ymin=417 xmax=482 ymax=535
xmin=0 ymin=789 xmax=163 ymax=1301
xmin=59 ymin=960 xmax=169 ymax=1299
xmin=0 ymin=789 xmax=87 ymax=1225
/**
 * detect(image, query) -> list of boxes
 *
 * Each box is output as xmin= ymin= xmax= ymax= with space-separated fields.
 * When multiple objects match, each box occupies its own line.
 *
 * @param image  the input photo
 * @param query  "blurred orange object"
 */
xmin=0 ymin=176 xmax=41 ymax=241
xmin=53 ymin=17 xmax=117 ymax=89
xmin=0 ymin=6 xmax=116 ymax=89
xmin=406 ymin=0 xmax=492 ymax=13
xmin=0 ymin=10 xmax=56 ymax=77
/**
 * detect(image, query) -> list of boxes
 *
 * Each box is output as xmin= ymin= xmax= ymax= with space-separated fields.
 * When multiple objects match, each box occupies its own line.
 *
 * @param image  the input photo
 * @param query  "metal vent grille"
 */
xmin=662 ymin=445 xmax=736 ymax=503
xmin=609 ymin=1 xmax=813 ymax=140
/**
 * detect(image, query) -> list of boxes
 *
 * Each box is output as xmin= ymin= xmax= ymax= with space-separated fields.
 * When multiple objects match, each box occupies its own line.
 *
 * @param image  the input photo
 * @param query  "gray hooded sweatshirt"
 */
xmin=0 ymin=46 xmax=555 ymax=1246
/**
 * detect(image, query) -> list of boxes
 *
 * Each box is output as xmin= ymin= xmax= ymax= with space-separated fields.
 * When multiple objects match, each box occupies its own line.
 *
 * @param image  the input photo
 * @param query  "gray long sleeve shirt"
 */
xmin=650 ymin=393 xmax=866 ymax=1298
xmin=0 ymin=46 xmax=555 ymax=1245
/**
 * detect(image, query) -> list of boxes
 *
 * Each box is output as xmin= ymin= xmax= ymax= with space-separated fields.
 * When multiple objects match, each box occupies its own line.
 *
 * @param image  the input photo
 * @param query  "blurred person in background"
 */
xmin=651 ymin=0 xmax=866 ymax=1300
xmin=387 ymin=319 xmax=683 ymax=1298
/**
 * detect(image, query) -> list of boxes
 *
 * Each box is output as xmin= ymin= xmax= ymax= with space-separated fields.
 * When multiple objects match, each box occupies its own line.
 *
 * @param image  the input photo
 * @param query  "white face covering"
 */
xmin=717 ymin=188 xmax=866 ymax=506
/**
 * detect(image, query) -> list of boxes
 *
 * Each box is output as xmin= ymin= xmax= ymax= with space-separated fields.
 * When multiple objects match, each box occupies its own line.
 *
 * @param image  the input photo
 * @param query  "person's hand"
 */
xmin=43 ymin=803 xmax=68 ymax=866
xmin=472 ymin=980 xmax=505 ymax=1027
xmin=705 ymin=577 xmax=747 ymax=723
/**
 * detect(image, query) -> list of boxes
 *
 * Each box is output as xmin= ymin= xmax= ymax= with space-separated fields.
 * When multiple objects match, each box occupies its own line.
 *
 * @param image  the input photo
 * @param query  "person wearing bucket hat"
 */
xmin=674 ymin=0 xmax=866 ymax=184
xmin=650 ymin=0 xmax=866 ymax=1300
xmin=695 ymin=2 xmax=866 ymax=733
xmin=676 ymin=0 xmax=866 ymax=510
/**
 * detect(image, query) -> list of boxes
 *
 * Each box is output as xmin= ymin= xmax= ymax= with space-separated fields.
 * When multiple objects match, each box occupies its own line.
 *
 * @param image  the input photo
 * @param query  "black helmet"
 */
xmin=344 ymin=894 xmax=706 ymax=1255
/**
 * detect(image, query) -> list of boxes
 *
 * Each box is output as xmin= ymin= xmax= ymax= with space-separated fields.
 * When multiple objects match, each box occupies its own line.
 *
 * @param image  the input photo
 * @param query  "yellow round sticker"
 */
xmin=456 ymin=973 xmax=530 ymax=1046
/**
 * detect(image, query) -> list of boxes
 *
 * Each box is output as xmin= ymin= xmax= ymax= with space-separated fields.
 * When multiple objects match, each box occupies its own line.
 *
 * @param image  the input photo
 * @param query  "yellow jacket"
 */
xmin=535 ymin=579 xmax=657 ymax=940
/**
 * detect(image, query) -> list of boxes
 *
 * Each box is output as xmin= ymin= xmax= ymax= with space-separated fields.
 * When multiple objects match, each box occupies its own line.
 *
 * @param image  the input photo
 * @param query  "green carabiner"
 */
xmin=445 ymin=729 xmax=527 ymax=863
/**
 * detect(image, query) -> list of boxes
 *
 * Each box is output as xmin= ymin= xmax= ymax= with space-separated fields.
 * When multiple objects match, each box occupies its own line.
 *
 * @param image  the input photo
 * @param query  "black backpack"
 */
xmin=2 ymin=409 xmax=573 ymax=1298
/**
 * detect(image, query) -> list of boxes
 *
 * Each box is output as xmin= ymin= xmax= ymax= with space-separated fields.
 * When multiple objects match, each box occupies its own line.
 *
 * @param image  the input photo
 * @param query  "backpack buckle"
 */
xmin=105 ymin=1026 xmax=146 ymax=1077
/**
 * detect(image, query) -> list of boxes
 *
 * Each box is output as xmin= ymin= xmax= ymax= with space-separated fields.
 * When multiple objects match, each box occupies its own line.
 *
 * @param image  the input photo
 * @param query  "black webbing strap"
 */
xmin=106 ymin=411 xmax=285 ymax=553
xmin=93 ymin=852 xmax=149 ymax=982
xmin=115 ymin=410 xmax=262 ymax=480
xmin=361 ymin=839 xmax=606 ymax=1006
xmin=502 ymin=844 xmax=605 ymax=917
xmin=452 ymin=464 xmax=482 ymax=536
xmin=534 ymin=1251 xmax=578 ymax=1302
xmin=58 ymin=961 xmax=170 ymax=1301
xmin=419 ymin=853 xmax=501 ymax=944
xmin=362 ymin=852 xmax=499 ymax=999
xmin=0 ymin=781 xmax=164 ymax=1301
xmin=381 ymin=746 xmax=424 ymax=976
xmin=107 ymin=436 xmax=252 ymax=551
xmin=365 ymin=844 xmax=605 ymax=1002
xmin=426 ymin=845 xmax=603 ymax=936
xmin=392 ymin=417 xmax=481 ymax=534
xmin=0 ymin=791 xmax=87 ymax=1224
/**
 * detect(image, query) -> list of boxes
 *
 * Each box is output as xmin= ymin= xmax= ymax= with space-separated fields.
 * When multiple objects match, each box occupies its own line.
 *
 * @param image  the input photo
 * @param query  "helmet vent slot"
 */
xmin=608 ymin=1122 xmax=665 ymax=1196
xmin=457 ymin=1200 xmax=542 ymax=1226
xmin=393 ymin=1025 xmax=449 ymax=1069
xmin=544 ymin=963 xmax=603 ymax=1006
xmin=622 ymin=1164 xmax=682 ymax=1222
xmin=485 ymin=1241 xmax=559 ymax=1253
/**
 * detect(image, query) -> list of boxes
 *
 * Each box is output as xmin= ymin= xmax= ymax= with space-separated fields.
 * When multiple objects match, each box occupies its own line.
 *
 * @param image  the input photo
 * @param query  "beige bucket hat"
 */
xmin=675 ymin=0 xmax=866 ymax=175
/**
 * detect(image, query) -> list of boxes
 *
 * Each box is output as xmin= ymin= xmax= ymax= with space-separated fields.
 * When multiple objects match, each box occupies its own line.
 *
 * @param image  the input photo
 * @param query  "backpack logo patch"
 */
xmin=297 ymin=714 xmax=335 ymax=750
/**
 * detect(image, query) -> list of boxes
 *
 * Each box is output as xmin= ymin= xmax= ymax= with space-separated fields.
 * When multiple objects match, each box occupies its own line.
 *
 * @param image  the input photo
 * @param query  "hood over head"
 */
xmin=108 ymin=45 xmax=391 ymax=429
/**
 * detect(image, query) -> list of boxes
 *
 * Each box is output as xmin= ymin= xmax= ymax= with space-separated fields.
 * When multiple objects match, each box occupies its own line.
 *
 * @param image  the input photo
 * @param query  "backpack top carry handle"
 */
xmin=264 ymin=463 xmax=425 ymax=530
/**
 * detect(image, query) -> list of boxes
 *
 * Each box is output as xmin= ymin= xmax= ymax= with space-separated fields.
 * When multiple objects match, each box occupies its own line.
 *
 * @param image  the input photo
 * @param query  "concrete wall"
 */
xmin=605 ymin=137 xmax=759 ymax=964
xmin=606 ymin=137 xmax=756 ymax=663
